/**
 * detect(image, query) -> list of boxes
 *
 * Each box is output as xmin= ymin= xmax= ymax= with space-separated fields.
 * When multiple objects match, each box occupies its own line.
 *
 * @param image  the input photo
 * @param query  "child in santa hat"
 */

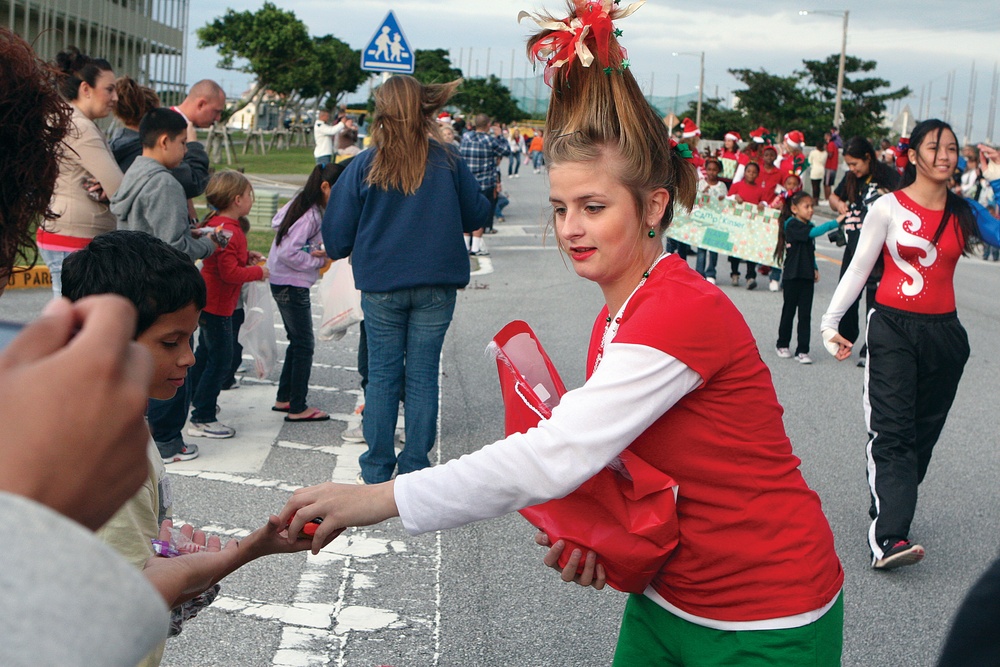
xmin=777 ymin=131 xmax=807 ymax=175
xmin=719 ymin=131 xmax=749 ymax=185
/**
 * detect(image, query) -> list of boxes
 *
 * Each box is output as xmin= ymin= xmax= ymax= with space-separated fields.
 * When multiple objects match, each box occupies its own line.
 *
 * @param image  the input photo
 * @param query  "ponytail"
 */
xmin=523 ymin=1 xmax=697 ymax=231
xmin=276 ymin=160 xmax=350 ymax=246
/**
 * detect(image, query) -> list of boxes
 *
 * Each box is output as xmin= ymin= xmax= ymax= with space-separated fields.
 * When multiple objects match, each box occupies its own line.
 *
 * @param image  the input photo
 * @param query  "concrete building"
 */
xmin=3 ymin=0 xmax=188 ymax=102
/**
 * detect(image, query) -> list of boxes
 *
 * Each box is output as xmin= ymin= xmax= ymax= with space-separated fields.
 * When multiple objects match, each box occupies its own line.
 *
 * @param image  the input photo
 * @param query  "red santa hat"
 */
xmin=749 ymin=126 xmax=769 ymax=143
xmin=680 ymin=117 xmax=701 ymax=138
xmin=437 ymin=112 xmax=453 ymax=125
xmin=724 ymin=131 xmax=742 ymax=143
xmin=784 ymin=130 xmax=805 ymax=149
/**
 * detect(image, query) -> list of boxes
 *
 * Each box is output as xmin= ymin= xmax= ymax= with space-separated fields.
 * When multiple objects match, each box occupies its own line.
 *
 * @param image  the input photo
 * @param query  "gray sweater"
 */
xmin=111 ymin=156 xmax=215 ymax=261
xmin=0 ymin=492 xmax=168 ymax=666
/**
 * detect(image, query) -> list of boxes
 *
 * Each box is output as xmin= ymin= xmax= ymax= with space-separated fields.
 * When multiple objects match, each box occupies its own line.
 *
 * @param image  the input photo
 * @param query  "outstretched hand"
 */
xmin=824 ymin=331 xmax=853 ymax=360
xmin=143 ymin=516 xmax=313 ymax=608
xmin=534 ymin=530 xmax=606 ymax=591
xmin=278 ymin=481 xmax=398 ymax=555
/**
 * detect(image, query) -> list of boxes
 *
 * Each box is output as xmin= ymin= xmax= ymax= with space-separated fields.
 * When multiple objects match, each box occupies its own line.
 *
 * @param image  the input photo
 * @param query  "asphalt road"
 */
xmin=2 ymin=167 xmax=999 ymax=666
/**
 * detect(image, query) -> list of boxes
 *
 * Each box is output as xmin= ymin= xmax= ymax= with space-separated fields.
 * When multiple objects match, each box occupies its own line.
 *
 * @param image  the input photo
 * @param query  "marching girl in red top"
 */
xmin=757 ymin=145 xmax=785 ymax=200
xmin=280 ymin=2 xmax=844 ymax=664
xmin=822 ymin=120 xmax=1000 ymax=570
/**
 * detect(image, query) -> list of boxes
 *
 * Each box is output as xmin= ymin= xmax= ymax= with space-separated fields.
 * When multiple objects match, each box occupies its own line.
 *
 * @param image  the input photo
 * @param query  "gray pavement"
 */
xmin=3 ymin=166 xmax=1000 ymax=666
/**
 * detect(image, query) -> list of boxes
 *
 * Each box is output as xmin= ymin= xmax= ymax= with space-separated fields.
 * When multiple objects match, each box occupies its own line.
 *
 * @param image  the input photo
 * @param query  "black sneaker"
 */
xmin=746 ymin=278 xmax=757 ymax=290
xmin=873 ymin=539 xmax=925 ymax=570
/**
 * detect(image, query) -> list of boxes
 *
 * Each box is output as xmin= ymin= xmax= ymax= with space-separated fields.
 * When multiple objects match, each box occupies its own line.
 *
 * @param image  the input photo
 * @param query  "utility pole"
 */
xmin=485 ymin=48 xmax=491 ymax=79
xmin=925 ymin=81 xmax=932 ymax=119
xmin=964 ymin=61 xmax=977 ymax=144
xmin=944 ymin=69 xmax=955 ymax=123
xmin=987 ymin=62 xmax=998 ymax=144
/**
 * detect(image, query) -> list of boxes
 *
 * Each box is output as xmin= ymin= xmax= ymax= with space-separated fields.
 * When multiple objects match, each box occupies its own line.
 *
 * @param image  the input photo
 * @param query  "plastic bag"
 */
xmin=238 ymin=281 xmax=279 ymax=379
xmin=318 ymin=260 xmax=363 ymax=341
xmin=489 ymin=320 xmax=680 ymax=594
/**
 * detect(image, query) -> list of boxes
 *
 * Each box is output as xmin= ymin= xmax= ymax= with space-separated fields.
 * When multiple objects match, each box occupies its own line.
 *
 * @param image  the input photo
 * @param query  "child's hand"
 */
xmin=309 ymin=248 xmax=328 ymax=258
xmin=248 ymin=251 xmax=265 ymax=264
xmin=534 ymin=531 xmax=606 ymax=591
xmin=279 ymin=481 xmax=399 ymax=555
xmin=237 ymin=515 xmax=318 ymax=559
xmin=259 ymin=266 xmax=270 ymax=281
xmin=814 ymin=269 xmax=820 ymax=283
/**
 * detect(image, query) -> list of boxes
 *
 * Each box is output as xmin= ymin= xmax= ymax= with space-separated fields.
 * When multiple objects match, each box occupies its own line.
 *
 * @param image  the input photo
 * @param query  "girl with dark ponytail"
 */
xmin=821 ymin=120 xmax=1000 ymax=571
xmin=266 ymin=160 xmax=351 ymax=422
xmin=280 ymin=4 xmax=844 ymax=664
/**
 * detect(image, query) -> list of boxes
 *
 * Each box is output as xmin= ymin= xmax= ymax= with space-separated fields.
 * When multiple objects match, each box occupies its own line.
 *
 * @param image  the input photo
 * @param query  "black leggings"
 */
xmin=776 ymin=278 xmax=813 ymax=354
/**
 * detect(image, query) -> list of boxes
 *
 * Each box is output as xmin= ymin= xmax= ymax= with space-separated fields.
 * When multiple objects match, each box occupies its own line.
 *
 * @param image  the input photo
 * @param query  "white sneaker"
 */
xmin=769 ymin=280 xmax=780 ymax=292
xmin=342 ymin=424 xmax=366 ymax=443
xmin=706 ymin=276 xmax=716 ymax=284
xmin=187 ymin=420 xmax=235 ymax=439
xmin=796 ymin=353 xmax=814 ymax=364
xmin=162 ymin=443 xmax=199 ymax=464
xmin=355 ymin=473 xmax=367 ymax=485
xmin=776 ymin=347 xmax=793 ymax=359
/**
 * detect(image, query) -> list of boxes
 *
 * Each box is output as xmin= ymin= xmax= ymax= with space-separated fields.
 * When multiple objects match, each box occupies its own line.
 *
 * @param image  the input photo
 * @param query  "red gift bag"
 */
xmin=489 ymin=320 xmax=680 ymax=594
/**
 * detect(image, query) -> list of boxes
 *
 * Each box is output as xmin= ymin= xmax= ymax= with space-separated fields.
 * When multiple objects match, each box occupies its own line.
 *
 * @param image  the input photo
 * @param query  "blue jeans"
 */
xmin=189 ymin=312 xmax=233 ymax=424
xmin=271 ymin=284 xmax=315 ymax=413
xmin=771 ymin=267 xmax=783 ymax=284
xmin=148 ymin=355 xmax=191 ymax=458
xmin=38 ymin=247 xmax=71 ymax=297
xmin=496 ymin=193 xmax=510 ymax=219
xmin=695 ymin=249 xmax=718 ymax=279
xmin=359 ymin=286 xmax=457 ymax=483
xmin=531 ymin=150 xmax=545 ymax=170
xmin=508 ymin=153 xmax=520 ymax=175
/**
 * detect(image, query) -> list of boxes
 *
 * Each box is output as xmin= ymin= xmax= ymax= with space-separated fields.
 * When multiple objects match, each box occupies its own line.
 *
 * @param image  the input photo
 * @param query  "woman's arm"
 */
xmin=78 ymin=127 xmax=124 ymax=198
xmin=280 ymin=343 xmax=702 ymax=551
xmin=820 ymin=195 xmax=892 ymax=342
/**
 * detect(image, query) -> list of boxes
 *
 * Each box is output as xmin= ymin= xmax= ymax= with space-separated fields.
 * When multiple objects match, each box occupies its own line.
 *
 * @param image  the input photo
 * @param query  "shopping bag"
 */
xmin=489 ymin=320 xmax=680 ymax=594
xmin=238 ymin=281 xmax=279 ymax=379
xmin=317 ymin=259 xmax=363 ymax=341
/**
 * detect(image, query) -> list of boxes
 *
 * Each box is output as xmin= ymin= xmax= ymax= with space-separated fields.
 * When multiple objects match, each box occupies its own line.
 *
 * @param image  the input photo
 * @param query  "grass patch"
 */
xmin=246 ymin=227 xmax=277 ymax=255
xmin=213 ymin=145 xmax=317 ymax=175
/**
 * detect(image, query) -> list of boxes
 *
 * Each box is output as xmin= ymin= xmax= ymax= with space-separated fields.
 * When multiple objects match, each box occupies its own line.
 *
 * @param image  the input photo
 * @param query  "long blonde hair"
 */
xmin=366 ymin=75 xmax=462 ymax=195
xmin=525 ymin=1 xmax=697 ymax=230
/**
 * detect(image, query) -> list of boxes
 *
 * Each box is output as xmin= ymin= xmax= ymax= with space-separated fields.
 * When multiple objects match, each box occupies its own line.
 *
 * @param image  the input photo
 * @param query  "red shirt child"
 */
xmin=201 ymin=215 xmax=264 ymax=316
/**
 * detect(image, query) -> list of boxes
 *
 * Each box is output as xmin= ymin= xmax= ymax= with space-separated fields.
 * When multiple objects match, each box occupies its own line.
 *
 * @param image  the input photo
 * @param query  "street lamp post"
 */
xmin=800 ymin=9 xmax=849 ymax=129
xmin=672 ymin=51 xmax=705 ymax=128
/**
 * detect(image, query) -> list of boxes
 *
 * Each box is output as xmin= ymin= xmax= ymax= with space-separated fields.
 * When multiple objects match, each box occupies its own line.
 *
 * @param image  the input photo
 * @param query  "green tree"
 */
xmin=798 ymin=55 xmax=910 ymax=140
xmin=728 ymin=68 xmax=821 ymax=137
xmin=413 ymin=49 xmax=464 ymax=85
xmin=681 ymin=97 xmax=748 ymax=141
xmin=197 ymin=2 xmax=315 ymax=124
xmin=304 ymin=35 xmax=367 ymax=110
xmin=451 ymin=75 xmax=524 ymax=124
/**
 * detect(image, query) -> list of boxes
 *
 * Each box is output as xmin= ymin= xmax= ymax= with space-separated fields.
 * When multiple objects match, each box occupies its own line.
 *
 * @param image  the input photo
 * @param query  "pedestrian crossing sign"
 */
xmin=360 ymin=11 xmax=414 ymax=74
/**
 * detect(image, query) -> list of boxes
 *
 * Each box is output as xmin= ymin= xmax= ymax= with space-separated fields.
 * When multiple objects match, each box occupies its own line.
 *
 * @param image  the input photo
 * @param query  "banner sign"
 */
xmin=668 ymin=194 xmax=782 ymax=267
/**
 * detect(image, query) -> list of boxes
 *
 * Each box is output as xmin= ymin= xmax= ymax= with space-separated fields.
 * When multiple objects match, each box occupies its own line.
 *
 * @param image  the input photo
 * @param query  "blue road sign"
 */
xmin=360 ymin=11 xmax=414 ymax=74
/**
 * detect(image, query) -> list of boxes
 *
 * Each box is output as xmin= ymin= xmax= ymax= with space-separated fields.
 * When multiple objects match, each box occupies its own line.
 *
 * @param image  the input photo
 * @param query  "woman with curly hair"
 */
xmin=280 ymin=3 xmax=844 ymax=664
xmin=37 ymin=46 xmax=121 ymax=296
xmin=0 ymin=30 xmax=72 ymax=288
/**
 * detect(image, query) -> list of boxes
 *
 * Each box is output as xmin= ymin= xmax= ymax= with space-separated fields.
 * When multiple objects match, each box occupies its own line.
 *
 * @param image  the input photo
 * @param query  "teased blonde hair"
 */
xmin=526 ymin=1 xmax=697 ymax=230
xmin=367 ymin=75 xmax=462 ymax=195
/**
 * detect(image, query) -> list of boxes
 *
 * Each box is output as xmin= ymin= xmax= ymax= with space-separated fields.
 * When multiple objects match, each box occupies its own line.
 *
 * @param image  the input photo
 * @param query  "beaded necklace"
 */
xmin=592 ymin=252 xmax=666 ymax=374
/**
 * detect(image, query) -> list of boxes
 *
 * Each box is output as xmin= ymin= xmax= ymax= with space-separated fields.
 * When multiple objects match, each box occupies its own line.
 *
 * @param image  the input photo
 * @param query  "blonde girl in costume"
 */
xmin=279 ymin=3 xmax=844 ymax=665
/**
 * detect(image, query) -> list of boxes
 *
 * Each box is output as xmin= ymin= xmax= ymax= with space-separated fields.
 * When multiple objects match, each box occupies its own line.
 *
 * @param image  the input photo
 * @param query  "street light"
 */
xmin=799 ymin=9 xmax=850 ymax=129
xmin=672 ymin=51 xmax=705 ymax=129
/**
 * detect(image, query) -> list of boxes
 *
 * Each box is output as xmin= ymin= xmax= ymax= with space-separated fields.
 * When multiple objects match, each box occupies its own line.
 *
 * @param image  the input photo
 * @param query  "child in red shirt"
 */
xmin=188 ymin=171 xmax=268 ymax=438
xmin=728 ymin=162 xmax=766 ymax=205
xmin=758 ymin=146 xmax=785 ymax=200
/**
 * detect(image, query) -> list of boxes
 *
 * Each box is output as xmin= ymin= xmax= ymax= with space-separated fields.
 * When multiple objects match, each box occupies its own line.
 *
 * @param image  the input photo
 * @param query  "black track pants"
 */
xmin=863 ymin=305 xmax=970 ymax=560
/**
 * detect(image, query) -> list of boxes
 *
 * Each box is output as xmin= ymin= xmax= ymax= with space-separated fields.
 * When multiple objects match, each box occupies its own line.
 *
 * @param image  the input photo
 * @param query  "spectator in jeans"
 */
xmin=322 ymin=75 xmax=489 ymax=484
xmin=460 ymin=113 xmax=510 ymax=253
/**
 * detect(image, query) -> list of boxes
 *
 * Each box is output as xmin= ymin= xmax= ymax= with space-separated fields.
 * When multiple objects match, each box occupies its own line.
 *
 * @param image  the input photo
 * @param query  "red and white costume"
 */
xmin=396 ymin=254 xmax=843 ymax=628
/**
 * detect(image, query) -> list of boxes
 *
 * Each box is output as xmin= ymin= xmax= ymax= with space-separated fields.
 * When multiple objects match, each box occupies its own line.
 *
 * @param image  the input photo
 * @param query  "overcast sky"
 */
xmin=188 ymin=0 xmax=1000 ymax=142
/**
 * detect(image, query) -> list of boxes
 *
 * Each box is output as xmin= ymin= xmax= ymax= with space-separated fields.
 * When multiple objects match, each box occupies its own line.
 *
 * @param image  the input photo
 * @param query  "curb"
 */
xmin=6 ymin=266 xmax=51 ymax=290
